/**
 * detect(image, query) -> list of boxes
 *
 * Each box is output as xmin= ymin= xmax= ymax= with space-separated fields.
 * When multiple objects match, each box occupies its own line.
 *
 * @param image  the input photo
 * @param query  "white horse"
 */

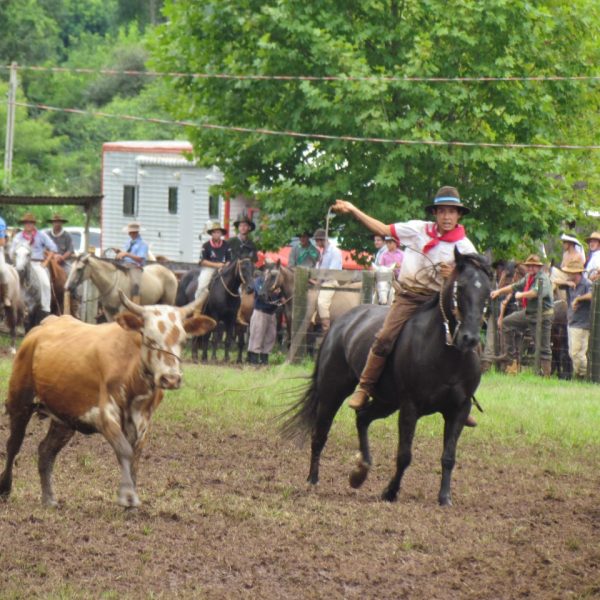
xmin=65 ymin=254 xmax=178 ymax=321
xmin=0 ymin=257 xmax=23 ymax=353
xmin=12 ymin=241 xmax=47 ymax=331
xmin=373 ymin=265 xmax=395 ymax=305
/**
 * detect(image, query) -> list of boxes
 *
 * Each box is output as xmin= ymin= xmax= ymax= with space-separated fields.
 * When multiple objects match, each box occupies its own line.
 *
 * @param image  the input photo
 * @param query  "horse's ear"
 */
xmin=454 ymin=246 xmax=464 ymax=270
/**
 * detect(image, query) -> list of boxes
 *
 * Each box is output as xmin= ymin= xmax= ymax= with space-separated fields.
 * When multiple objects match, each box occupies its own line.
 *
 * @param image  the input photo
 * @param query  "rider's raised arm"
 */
xmin=331 ymin=199 xmax=391 ymax=238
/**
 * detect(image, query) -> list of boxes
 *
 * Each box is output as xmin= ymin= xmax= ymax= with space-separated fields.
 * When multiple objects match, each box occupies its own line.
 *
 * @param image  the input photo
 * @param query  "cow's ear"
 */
xmin=183 ymin=314 xmax=217 ymax=337
xmin=116 ymin=311 xmax=144 ymax=331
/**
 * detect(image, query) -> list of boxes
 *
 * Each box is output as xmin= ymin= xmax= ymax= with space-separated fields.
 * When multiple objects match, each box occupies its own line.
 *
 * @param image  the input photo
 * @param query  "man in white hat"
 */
xmin=560 ymin=233 xmax=585 ymax=268
xmin=585 ymin=231 xmax=600 ymax=282
xmin=562 ymin=259 xmax=592 ymax=378
xmin=194 ymin=221 xmax=232 ymax=305
xmin=116 ymin=222 xmax=148 ymax=304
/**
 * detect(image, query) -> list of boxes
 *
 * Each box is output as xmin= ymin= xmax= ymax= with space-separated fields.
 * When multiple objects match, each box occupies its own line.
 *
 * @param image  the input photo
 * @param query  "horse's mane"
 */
xmin=413 ymin=253 xmax=492 ymax=315
xmin=87 ymin=254 xmax=131 ymax=274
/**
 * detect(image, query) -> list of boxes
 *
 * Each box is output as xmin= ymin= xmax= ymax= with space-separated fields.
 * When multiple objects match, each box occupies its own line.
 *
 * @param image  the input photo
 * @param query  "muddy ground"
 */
xmin=0 ymin=402 xmax=598 ymax=599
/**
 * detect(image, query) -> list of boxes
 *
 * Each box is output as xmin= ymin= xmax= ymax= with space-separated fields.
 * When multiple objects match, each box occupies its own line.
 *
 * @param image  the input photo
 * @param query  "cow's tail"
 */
xmin=279 ymin=358 xmax=321 ymax=445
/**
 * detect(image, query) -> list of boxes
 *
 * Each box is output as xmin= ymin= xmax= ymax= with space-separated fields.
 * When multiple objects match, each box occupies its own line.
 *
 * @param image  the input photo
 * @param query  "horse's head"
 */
xmin=66 ymin=254 xmax=90 ymax=293
xmin=444 ymin=248 xmax=492 ymax=352
xmin=12 ymin=241 xmax=32 ymax=274
xmin=258 ymin=260 xmax=282 ymax=302
xmin=238 ymin=258 xmax=256 ymax=293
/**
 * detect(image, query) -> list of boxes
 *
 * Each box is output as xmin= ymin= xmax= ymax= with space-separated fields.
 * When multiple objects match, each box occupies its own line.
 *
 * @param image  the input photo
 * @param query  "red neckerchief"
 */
xmin=423 ymin=223 xmax=466 ymax=253
xmin=521 ymin=274 xmax=535 ymax=309
xmin=210 ymin=239 xmax=223 ymax=249
xmin=22 ymin=228 xmax=37 ymax=245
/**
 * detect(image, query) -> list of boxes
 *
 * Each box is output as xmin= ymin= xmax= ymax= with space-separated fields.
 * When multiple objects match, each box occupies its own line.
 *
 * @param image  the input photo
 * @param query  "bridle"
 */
xmin=439 ymin=278 xmax=462 ymax=346
xmin=263 ymin=266 xmax=293 ymax=306
xmin=218 ymin=259 xmax=251 ymax=298
xmin=68 ymin=256 xmax=120 ymax=304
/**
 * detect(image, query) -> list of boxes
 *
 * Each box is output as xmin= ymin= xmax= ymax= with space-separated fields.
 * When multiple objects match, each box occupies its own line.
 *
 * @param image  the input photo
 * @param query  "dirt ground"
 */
xmin=0 ymin=408 xmax=598 ymax=599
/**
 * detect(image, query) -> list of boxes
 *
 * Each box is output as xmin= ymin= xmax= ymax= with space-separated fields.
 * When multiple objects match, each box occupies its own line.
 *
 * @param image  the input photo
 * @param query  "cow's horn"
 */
xmin=119 ymin=289 xmax=144 ymax=315
xmin=180 ymin=290 xmax=208 ymax=317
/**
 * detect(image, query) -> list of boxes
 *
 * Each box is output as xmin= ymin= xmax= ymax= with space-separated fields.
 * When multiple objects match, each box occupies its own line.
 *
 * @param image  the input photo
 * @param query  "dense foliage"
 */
xmin=153 ymin=0 xmax=600 ymax=256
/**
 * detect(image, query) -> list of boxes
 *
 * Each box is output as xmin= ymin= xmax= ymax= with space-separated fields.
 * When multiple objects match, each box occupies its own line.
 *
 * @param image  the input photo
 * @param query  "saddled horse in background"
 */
xmin=65 ymin=254 xmax=178 ymax=321
xmin=0 ymin=263 xmax=24 ymax=353
xmin=261 ymin=261 xmax=295 ymax=349
xmin=282 ymin=250 xmax=492 ymax=506
xmin=176 ymin=259 xmax=255 ymax=363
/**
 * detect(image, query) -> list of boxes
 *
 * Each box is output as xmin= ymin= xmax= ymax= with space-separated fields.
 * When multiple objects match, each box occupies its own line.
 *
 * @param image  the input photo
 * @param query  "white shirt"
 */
xmin=586 ymin=250 xmax=600 ymax=279
xmin=317 ymin=243 xmax=343 ymax=270
xmin=390 ymin=220 xmax=477 ymax=292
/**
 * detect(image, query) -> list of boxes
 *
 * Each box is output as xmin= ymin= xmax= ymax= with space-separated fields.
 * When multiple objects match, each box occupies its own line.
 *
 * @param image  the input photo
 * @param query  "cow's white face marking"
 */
xmin=139 ymin=306 xmax=188 ymax=389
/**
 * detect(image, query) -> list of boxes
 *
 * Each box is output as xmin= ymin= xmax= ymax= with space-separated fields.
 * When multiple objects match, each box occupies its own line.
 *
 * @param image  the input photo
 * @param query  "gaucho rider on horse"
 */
xmin=194 ymin=221 xmax=232 ymax=306
xmin=11 ymin=212 xmax=58 ymax=318
xmin=332 ymin=186 xmax=478 ymax=426
xmin=116 ymin=221 xmax=149 ymax=304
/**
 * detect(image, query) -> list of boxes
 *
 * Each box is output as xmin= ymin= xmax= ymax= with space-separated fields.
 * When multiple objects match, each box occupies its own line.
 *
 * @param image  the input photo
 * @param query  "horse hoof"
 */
xmin=118 ymin=489 xmax=141 ymax=508
xmin=42 ymin=496 xmax=58 ymax=508
xmin=348 ymin=454 xmax=370 ymax=489
xmin=381 ymin=488 xmax=398 ymax=503
xmin=439 ymin=496 xmax=453 ymax=507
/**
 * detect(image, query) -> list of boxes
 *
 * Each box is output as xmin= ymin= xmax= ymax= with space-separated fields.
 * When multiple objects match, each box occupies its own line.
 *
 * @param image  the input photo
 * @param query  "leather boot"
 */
xmin=0 ymin=282 xmax=11 ymax=307
xmin=259 ymin=353 xmax=269 ymax=365
xmin=465 ymin=414 xmax=477 ymax=427
xmin=247 ymin=351 xmax=259 ymax=365
xmin=347 ymin=350 xmax=388 ymax=410
xmin=540 ymin=359 xmax=552 ymax=377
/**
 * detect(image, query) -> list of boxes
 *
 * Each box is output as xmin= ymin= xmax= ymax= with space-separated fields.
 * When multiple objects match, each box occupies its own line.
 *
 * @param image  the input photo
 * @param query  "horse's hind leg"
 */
xmin=38 ymin=421 xmax=75 ymax=507
xmin=308 ymin=383 xmax=354 ymax=485
xmin=438 ymin=402 xmax=471 ymax=507
xmin=0 ymin=391 xmax=35 ymax=498
xmin=381 ymin=406 xmax=417 ymax=502
xmin=350 ymin=401 xmax=396 ymax=489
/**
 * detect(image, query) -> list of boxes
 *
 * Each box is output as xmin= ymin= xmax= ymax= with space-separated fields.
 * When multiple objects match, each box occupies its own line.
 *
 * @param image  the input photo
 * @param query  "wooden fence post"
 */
xmin=287 ymin=267 xmax=310 ymax=363
xmin=533 ymin=277 xmax=544 ymax=374
xmin=361 ymin=270 xmax=375 ymax=304
xmin=588 ymin=280 xmax=600 ymax=383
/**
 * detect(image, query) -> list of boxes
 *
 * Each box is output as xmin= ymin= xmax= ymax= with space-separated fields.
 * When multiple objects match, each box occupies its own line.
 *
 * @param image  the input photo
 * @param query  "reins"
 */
xmin=439 ymin=278 xmax=462 ymax=346
xmin=218 ymin=259 xmax=251 ymax=298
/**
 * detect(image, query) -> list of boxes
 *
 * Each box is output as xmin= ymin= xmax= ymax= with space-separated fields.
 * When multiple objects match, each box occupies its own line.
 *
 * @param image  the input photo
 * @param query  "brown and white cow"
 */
xmin=0 ymin=291 xmax=216 ymax=508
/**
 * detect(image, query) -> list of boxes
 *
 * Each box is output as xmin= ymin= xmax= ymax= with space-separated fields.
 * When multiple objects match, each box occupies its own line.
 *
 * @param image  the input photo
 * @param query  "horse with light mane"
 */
xmin=65 ymin=254 xmax=178 ymax=321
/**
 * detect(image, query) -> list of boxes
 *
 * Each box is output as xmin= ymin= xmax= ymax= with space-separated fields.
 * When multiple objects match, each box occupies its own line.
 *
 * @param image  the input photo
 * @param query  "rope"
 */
xmin=12 ymin=101 xmax=600 ymax=151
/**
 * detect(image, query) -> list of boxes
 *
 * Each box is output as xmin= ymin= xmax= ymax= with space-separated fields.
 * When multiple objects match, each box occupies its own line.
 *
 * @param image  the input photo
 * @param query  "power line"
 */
xmin=13 ymin=100 xmax=600 ymax=151
xmin=2 ymin=64 xmax=600 ymax=84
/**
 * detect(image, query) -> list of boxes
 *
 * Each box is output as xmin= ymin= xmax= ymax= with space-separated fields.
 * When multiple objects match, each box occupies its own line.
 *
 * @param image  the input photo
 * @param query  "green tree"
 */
xmin=152 ymin=0 xmax=600 ymax=255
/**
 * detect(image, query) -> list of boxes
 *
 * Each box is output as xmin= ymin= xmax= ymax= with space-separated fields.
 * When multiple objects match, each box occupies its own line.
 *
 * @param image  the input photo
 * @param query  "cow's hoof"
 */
xmin=348 ymin=453 xmax=370 ymax=489
xmin=381 ymin=488 xmax=398 ymax=503
xmin=118 ymin=489 xmax=141 ymax=508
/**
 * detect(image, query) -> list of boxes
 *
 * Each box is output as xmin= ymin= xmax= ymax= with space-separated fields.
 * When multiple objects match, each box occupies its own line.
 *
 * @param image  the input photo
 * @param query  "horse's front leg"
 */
xmin=381 ymin=405 xmax=417 ymax=502
xmin=223 ymin=321 xmax=234 ymax=362
xmin=349 ymin=401 xmax=396 ymax=489
xmin=438 ymin=400 xmax=471 ymax=506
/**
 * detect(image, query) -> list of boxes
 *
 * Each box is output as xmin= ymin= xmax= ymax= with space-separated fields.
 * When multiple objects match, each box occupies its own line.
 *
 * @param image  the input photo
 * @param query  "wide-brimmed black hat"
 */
xmin=425 ymin=186 xmax=470 ymax=215
xmin=233 ymin=216 xmax=256 ymax=231
xmin=47 ymin=213 xmax=68 ymax=223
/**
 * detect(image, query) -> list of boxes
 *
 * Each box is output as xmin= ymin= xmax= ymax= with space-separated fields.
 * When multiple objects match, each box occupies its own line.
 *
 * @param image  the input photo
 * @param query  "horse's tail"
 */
xmin=279 ymin=357 xmax=321 ymax=445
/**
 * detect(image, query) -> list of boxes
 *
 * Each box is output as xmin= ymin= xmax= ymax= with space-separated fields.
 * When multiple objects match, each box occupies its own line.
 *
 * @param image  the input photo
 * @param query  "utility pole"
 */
xmin=3 ymin=62 xmax=17 ymax=191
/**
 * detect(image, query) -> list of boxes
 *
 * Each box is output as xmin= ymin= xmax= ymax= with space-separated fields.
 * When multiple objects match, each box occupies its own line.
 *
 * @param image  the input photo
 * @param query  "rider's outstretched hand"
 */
xmin=331 ymin=199 xmax=355 ymax=214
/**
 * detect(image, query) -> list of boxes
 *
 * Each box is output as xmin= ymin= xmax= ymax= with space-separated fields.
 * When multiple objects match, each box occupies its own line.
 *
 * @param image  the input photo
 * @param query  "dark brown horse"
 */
xmin=282 ymin=250 xmax=492 ymax=506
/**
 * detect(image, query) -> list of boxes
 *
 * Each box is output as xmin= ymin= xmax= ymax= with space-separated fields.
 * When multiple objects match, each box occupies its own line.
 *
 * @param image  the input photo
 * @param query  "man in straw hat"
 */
xmin=585 ymin=231 xmax=600 ymax=282
xmin=332 ymin=186 xmax=478 ymax=424
xmin=229 ymin=215 xmax=258 ymax=262
xmin=46 ymin=213 xmax=74 ymax=270
xmin=194 ymin=221 xmax=231 ymax=306
xmin=561 ymin=259 xmax=592 ymax=378
xmin=10 ymin=212 xmax=58 ymax=317
xmin=560 ymin=232 xmax=585 ymax=269
xmin=116 ymin=221 xmax=148 ymax=304
xmin=490 ymin=254 xmax=554 ymax=376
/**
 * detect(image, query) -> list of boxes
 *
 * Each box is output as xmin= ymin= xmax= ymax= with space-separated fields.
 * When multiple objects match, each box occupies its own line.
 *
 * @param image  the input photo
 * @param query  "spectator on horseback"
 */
xmin=116 ymin=221 xmax=148 ymax=305
xmin=228 ymin=216 xmax=258 ymax=262
xmin=46 ymin=213 xmax=74 ymax=272
xmin=585 ymin=231 xmax=600 ymax=282
xmin=312 ymin=228 xmax=343 ymax=335
xmin=379 ymin=236 xmax=404 ymax=279
xmin=561 ymin=259 xmax=592 ymax=379
xmin=491 ymin=254 xmax=554 ymax=376
xmin=247 ymin=271 xmax=283 ymax=366
xmin=289 ymin=230 xmax=319 ymax=268
xmin=0 ymin=213 xmax=12 ymax=311
xmin=10 ymin=212 xmax=58 ymax=317
xmin=194 ymin=221 xmax=232 ymax=306
xmin=332 ymin=186 xmax=478 ymax=423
